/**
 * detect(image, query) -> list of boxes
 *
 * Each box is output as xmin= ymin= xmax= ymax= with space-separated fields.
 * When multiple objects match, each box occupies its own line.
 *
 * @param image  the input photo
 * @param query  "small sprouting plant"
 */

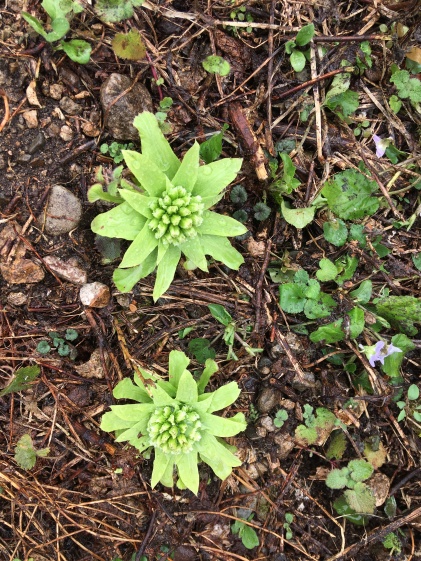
xmin=100 ymin=350 xmax=246 ymax=494
xmin=227 ymin=5 xmax=254 ymax=35
xmin=90 ymin=112 xmax=247 ymax=300
xmin=396 ymin=384 xmax=421 ymax=423
xmin=95 ymin=0 xmax=145 ymax=22
xmin=14 ymin=434 xmax=50 ymax=470
xmin=187 ymin=338 xmax=216 ymax=364
xmin=283 ymin=513 xmax=294 ymax=539
xmin=37 ymin=329 xmax=78 ymax=359
xmin=279 ymin=269 xmax=337 ymax=320
xmin=231 ymin=515 xmax=259 ymax=549
xmin=285 ymin=23 xmax=315 ymax=72
xmin=355 ymin=41 xmax=373 ymax=73
xmin=270 ymin=153 xmax=316 ymax=228
xmin=22 ymin=0 xmax=92 ymax=64
xmin=208 ymin=304 xmax=262 ymax=360
xmin=273 ymin=409 xmax=288 ymax=428
xmin=202 ymin=55 xmax=231 ymax=76
xmin=248 ymin=403 xmax=259 ymax=423
xmin=295 ymin=405 xmax=337 ymax=446
xmin=382 ymin=532 xmax=402 ymax=555
xmin=100 ymin=141 xmax=135 ymax=164
xmin=253 ymin=202 xmax=271 ymax=221
xmin=326 ymin=459 xmax=375 ymax=515
xmin=155 ymin=97 xmax=174 ymax=134
xmin=390 ymin=70 xmax=421 ymax=109
xmin=230 ymin=184 xmax=248 ymax=205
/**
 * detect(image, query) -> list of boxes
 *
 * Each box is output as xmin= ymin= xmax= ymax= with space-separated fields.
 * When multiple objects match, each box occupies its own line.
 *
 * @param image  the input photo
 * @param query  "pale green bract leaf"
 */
xmin=199 ymin=211 xmax=248 ymax=236
xmin=133 ymin=112 xmax=180 ymax=179
xmin=200 ymin=235 xmax=245 ymax=270
xmin=176 ymin=371 xmax=198 ymax=403
xmin=119 ymin=223 xmax=158 ymax=268
xmin=153 ymin=245 xmax=181 ymax=301
xmin=169 ymin=350 xmax=190 ymax=387
xmin=177 ymin=451 xmax=199 ymax=494
xmin=198 ymin=433 xmax=242 ymax=480
xmin=113 ymin=250 xmax=157 ymax=292
xmin=122 ymin=151 xmax=168 ymax=197
xmin=201 ymin=411 xmax=246 ymax=437
xmin=113 ymin=377 xmax=152 ymax=403
xmin=151 ymin=448 xmax=173 ymax=489
xmin=91 ymin=202 xmax=146 ymax=240
xmin=193 ymin=158 xmax=243 ymax=203
xmin=171 ymin=142 xmax=200 ymax=193
xmin=118 ymin=189 xmax=154 ymax=219
xmin=197 ymin=359 xmax=218 ymax=394
xmin=204 ymin=381 xmax=241 ymax=413
xmin=180 ymin=237 xmax=208 ymax=271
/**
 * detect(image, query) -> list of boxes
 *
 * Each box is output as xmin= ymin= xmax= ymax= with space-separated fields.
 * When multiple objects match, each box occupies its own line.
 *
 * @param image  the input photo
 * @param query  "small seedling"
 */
xmin=382 ymin=532 xmax=402 ymax=555
xmin=202 ymin=55 xmax=231 ymax=76
xmin=273 ymin=409 xmax=288 ymax=428
xmin=227 ymin=5 xmax=254 ymax=35
xmin=101 ymin=350 xmax=246 ymax=494
xmin=231 ymin=515 xmax=259 ymax=549
xmin=14 ymin=433 xmax=50 ymax=470
xmin=22 ymin=0 xmax=91 ymax=64
xmin=155 ymin=97 xmax=173 ymax=134
xmin=390 ymin=69 xmax=421 ymax=109
xmin=253 ymin=202 xmax=271 ymax=221
xmin=230 ymin=184 xmax=248 ymax=204
xmin=396 ymin=384 xmax=421 ymax=423
xmin=208 ymin=304 xmax=262 ymax=360
xmin=285 ymin=24 xmax=315 ymax=72
xmin=100 ymin=141 xmax=135 ymax=164
xmin=326 ymin=459 xmax=376 ymax=515
xmin=37 ymin=329 xmax=78 ymax=359
xmin=283 ymin=513 xmax=294 ymax=539
xmin=295 ymin=405 xmax=337 ymax=446
xmin=187 ymin=338 xmax=216 ymax=364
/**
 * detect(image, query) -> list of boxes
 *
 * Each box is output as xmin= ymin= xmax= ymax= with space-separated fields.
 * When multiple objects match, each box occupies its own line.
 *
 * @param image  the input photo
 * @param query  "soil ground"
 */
xmin=0 ymin=1 xmax=420 ymax=561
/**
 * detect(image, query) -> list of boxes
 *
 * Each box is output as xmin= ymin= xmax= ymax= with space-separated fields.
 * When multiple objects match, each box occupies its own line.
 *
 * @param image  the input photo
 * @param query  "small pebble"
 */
xmin=43 ymin=256 xmax=87 ymax=284
xmin=59 ymin=96 xmax=82 ymax=115
xmin=28 ymin=132 xmax=45 ymax=154
xmin=80 ymin=282 xmax=110 ymax=308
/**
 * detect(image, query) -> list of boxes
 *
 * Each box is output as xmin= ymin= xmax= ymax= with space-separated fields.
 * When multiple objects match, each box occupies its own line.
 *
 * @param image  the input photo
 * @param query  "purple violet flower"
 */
xmin=373 ymin=135 xmax=392 ymax=158
xmin=364 ymin=340 xmax=402 ymax=367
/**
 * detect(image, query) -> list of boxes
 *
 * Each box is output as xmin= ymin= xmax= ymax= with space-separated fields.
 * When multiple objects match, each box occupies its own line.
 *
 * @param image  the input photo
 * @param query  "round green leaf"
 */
xmin=60 ymin=40 xmax=92 ymax=64
xmin=202 ymin=55 xmax=231 ymax=76
xmin=407 ymin=384 xmax=420 ymax=401
xmin=323 ymin=219 xmax=348 ymax=246
xmin=290 ymin=50 xmax=306 ymax=72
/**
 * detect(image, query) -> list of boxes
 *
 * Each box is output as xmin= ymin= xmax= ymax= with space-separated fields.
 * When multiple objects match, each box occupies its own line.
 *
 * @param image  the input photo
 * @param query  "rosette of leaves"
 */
xmin=90 ymin=112 xmax=247 ymax=300
xmin=101 ymin=351 xmax=246 ymax=494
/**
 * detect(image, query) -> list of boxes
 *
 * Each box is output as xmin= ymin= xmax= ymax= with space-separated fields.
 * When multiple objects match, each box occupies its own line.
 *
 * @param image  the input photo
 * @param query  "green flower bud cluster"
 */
xmin=147 ymin=403 xmax=202 ymax=454
xmin=148 ymin=185 xmax=204 ymax=246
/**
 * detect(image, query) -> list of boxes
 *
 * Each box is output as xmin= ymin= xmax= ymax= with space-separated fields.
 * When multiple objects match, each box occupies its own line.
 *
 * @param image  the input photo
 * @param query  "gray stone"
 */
xmin=59 ymin=96 xmax=82 ymax=115
xmin=100 ymin=73 xmax=153 ymax=140
xmin=80 ymin=282 xmax=111 ymax=308
xmin=28 ymin=132 xmax=45 ymax=154
xmin=42 ymin=185 xmax=82 ymax=235
xmin=257 ymin=386 xmax=281 ymax=414
xmin=43 ymin=256 xmax=87 ymax=284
